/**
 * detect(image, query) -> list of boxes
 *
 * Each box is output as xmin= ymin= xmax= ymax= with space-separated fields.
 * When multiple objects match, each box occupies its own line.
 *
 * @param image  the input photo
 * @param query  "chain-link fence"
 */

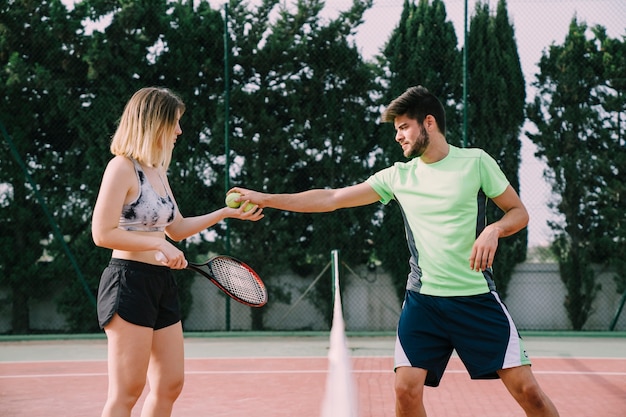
xmin=180 ymin=253 xmax=626 ymax=332
xmin=1 ymin=0 xmax=625 ymax=335
xmin=2 ymin=249 xmax=623 ymax=332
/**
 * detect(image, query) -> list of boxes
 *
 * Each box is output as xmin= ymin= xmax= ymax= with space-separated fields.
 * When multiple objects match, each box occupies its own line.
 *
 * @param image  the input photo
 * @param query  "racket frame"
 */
xmin=186 ymin=256 xmax=268 ymax=307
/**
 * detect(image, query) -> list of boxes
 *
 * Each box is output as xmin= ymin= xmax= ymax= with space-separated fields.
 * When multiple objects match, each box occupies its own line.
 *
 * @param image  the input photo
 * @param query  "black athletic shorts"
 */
xmin=395 ymin=290 xmax=531 ymax=387
xmin=97 ymin=258 xmax=181 ymax=330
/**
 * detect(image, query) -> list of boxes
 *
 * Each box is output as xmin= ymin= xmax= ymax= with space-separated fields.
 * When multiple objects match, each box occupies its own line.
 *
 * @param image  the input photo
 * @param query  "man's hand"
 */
xmin=469 ymin=225 xmax=502 ymax=271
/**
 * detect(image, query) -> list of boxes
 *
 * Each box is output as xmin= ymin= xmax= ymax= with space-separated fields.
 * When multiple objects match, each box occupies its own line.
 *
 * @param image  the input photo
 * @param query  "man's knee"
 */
xmin=500 ymin=368 xmax=554 ymax=413
xmin=518 ymin=383 xmax=552 ymax=411
xmin=394 ymin=367 xmax=426 ymax=402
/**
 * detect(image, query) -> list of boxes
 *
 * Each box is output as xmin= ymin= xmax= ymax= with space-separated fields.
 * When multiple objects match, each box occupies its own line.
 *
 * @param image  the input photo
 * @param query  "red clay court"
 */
xmin=0 ymin=333 xmax=625 ymax=416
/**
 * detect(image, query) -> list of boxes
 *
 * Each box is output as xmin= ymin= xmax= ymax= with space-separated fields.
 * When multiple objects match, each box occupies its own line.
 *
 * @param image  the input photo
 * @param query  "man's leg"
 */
xmin=498 ymin=365 xmax=560 ymax=417
xmin=395 ymin=366 xmax=429 ymax=417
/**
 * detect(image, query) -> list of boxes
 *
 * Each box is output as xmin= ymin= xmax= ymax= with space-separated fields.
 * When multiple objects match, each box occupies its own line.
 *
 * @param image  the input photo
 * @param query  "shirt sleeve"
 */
xmin=479 ymin=150 xmax=510 ymax=198
xmin=365 ymin=165 xmax=396 ymax=205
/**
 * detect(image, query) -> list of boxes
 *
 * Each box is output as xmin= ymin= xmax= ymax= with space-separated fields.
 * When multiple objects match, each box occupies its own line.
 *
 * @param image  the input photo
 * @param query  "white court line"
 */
xmin=0 ymin=372 xmax=108 ymax=378
xmin=2 ymin=369 xmax=626 ymax=379
xmin=1 ymin=355 xmax=624 ymax=379
xmin=2 ymin=355 xmax=625 ymax=364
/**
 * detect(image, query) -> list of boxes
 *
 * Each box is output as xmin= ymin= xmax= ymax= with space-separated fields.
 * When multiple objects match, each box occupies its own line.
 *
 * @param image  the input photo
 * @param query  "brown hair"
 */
xmin=381 ymin=86 xmax=446 ymax=135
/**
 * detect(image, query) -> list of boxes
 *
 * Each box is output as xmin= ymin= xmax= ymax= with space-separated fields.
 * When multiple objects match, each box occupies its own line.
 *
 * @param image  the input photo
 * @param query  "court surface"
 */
xmin=1 ymin=333 xmax=625 ymax=416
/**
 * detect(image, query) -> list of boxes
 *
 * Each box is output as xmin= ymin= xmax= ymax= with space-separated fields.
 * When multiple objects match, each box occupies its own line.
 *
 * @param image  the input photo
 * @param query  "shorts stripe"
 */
xmin=493 ymin=291 xmax=530 ymax=369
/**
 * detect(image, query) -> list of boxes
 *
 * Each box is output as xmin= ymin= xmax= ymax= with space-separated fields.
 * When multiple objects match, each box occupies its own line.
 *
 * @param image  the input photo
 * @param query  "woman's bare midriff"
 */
xmin=111 ymin=230 xmax=167 ymax=266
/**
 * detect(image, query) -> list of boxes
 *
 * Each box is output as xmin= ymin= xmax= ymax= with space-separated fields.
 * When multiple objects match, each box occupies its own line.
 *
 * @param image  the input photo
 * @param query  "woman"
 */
xmin=92 ymin=87 xmax=263 ymax=417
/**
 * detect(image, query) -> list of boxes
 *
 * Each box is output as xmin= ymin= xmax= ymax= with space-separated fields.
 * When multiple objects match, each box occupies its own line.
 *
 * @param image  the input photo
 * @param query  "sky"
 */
xmin=63 ymin=0 xmax=626 ymax=246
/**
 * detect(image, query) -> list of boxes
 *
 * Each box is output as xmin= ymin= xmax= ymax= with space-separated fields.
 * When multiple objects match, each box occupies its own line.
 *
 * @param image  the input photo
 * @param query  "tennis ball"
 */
xmin=225 ymin=192 xmax=241 ymax=208
xmin=242 ymin=202 xmax=255 ymax=212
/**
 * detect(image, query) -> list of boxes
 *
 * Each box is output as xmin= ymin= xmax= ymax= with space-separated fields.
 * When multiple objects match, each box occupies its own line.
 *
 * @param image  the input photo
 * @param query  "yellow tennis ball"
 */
xmin=225 ymin=192 xmax=241 ymax=208
xmin=242 ymin=202 xmax=255 ymax=212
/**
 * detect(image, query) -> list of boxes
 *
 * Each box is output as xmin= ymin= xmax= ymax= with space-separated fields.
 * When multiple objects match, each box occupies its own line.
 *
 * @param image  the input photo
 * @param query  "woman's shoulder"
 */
xmin=106 ymin=155 xmax=136 ymax=170
xmin=103 ymin=155 xmax=138 ymax=180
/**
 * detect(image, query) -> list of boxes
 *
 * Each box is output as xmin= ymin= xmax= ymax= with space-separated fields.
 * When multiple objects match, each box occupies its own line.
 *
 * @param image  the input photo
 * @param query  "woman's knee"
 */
xmin=153 ymin=373 xmax=185 ymax=402
xmin=106 ymin=380 xmax=146 ymax=411
xmin=169 ymin=375 xmax=185 ymax=399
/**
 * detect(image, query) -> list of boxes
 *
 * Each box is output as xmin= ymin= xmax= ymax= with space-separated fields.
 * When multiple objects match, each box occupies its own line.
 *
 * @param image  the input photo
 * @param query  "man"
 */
xmin=232 ymin=86 xmax=559 ymax=416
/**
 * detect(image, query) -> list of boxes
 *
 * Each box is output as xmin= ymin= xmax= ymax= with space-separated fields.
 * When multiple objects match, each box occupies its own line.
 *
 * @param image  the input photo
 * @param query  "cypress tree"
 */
xmin=466 ymin=0 xmax=527 ymax=300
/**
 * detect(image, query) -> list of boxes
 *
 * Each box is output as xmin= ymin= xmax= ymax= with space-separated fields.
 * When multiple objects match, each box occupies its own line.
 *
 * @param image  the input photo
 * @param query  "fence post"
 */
xmin=609 ymin=290 xmax=626 ymax=331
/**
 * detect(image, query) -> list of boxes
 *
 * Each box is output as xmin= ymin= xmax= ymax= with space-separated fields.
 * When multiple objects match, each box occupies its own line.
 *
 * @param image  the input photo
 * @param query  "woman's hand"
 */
xmin=227 ymin=200 xmax=264 ymax=221
xmin=155 ymin=246 xmax=188 ymax=269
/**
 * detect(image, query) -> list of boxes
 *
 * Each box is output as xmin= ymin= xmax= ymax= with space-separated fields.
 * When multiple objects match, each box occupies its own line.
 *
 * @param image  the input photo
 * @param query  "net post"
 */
xmin=322 ymin=248 xmax=359 ymax=417
xmin=331 ymin=249 xmax=340 ymax=303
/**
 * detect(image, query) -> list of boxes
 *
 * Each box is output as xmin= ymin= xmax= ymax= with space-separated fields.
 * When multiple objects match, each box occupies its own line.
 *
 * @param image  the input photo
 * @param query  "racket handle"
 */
xmin=155 ymin=251 xmax=188 ymax=268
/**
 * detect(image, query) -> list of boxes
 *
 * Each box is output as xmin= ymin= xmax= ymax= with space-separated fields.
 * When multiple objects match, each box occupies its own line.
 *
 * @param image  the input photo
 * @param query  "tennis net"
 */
xmin=320 ymin=250 xmax=359 ymax=417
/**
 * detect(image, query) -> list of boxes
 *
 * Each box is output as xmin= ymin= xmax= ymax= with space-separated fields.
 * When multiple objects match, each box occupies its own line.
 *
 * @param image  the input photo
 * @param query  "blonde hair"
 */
xmin=110 ymin=87 xmax=185 ymax=168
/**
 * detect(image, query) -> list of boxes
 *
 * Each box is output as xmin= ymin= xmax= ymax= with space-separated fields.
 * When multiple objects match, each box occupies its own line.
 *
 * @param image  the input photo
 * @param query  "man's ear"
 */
xmin=424 ymin=114 xmax=436 ymax=131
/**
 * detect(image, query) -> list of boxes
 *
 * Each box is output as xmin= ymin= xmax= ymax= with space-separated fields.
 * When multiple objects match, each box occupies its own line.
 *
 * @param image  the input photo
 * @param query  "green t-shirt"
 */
xmin=366 ymin=145 xmax=509 ymax=296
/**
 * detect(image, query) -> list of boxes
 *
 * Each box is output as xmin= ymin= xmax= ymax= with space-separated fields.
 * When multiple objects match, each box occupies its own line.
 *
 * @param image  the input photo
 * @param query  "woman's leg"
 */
xmin=140 ymin=321 xmax=185 ymax=417
xmin=101 ymin=314 xmax=154 ymax=417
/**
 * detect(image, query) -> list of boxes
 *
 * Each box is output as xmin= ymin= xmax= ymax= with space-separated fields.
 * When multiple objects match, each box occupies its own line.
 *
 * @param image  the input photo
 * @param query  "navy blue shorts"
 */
xmin=395 ymin=290 xmax=531 ymax=387
xmin=97 ymin=258 xmax=181 ymax=330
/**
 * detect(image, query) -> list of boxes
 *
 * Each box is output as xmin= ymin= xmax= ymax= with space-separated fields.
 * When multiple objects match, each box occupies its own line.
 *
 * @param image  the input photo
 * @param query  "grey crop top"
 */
xmin=118 ymin=159 xmax=176 ymax=232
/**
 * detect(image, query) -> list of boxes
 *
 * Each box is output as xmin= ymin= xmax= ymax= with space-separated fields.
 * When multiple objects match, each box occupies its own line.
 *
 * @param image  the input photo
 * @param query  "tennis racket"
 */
xmin=156 ymin=252 xmax=267 ymax=307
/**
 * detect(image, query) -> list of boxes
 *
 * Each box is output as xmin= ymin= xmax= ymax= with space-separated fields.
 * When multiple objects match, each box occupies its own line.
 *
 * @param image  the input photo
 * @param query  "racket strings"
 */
xmin=211 ymin=258 xmax=267 ymax=305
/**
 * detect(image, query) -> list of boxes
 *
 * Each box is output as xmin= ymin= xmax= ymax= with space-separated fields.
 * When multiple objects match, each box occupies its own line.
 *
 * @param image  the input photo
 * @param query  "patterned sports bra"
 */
xmin=118 ymin=159 xmax=176 ymax=232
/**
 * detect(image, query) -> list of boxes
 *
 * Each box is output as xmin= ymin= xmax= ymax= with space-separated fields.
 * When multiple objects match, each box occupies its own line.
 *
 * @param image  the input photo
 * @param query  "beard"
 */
xmin=404 ymin=124 xmax=430 ymax=158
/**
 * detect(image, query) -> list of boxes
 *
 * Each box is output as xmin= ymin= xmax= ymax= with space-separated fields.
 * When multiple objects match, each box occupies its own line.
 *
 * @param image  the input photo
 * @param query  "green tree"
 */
xmin=0 ymin=0 xmax=89 ymax=333
xmin=55 ymin=0 xmax=226 ymax=331
xmin=590 ymin=27 xmax=626 ymax=301
xmin=466 ymin=0 xmax=527 ymax=300
xmin=377 ymin=0 xmax=462 ymax=301
xmin=226 ymin=0 xmax=380 ymax=327
xmin=527 ymin=19 xmax=625 ymax=329
xmin=1 ymin=0 xmax=226 ymax=333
